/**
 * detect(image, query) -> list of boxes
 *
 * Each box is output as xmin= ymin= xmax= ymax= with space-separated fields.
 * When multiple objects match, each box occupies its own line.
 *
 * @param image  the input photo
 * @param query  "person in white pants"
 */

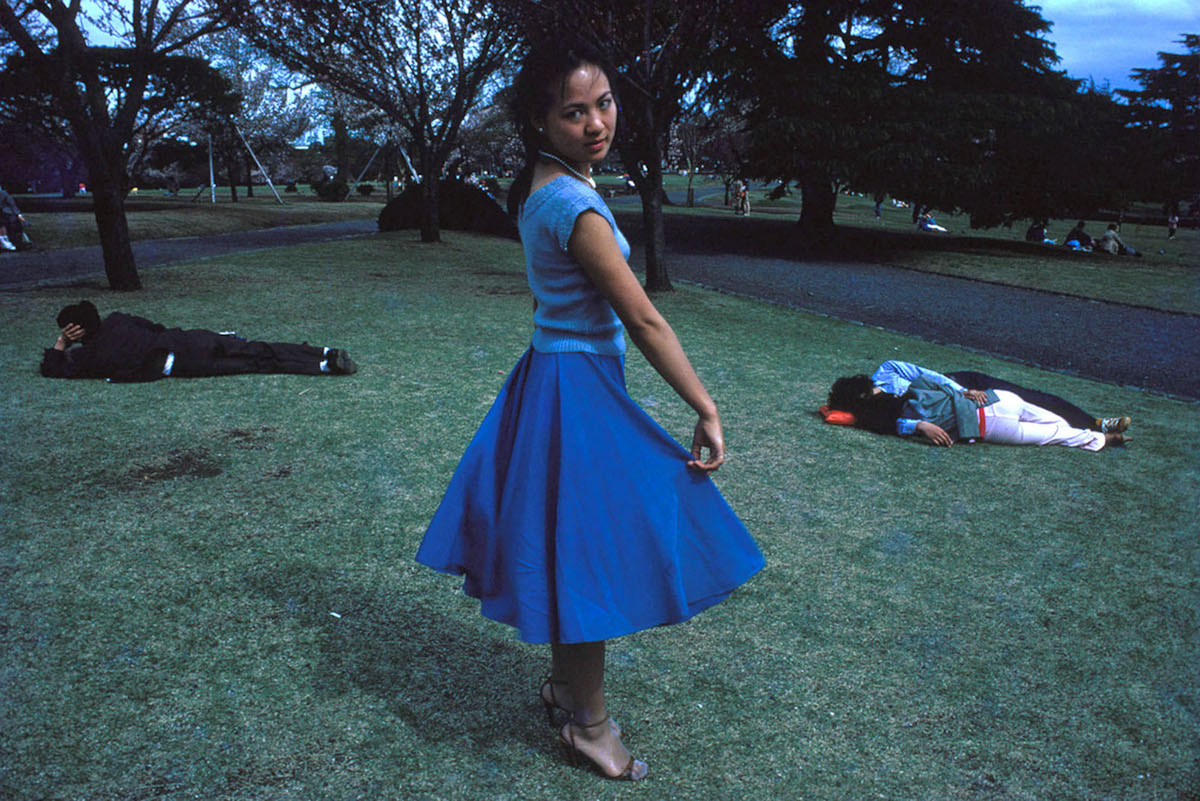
xmin=826 ymin=371 xmax=1128 ymax=451
xmin=980 ymin=390 xmax=1106 ymax=451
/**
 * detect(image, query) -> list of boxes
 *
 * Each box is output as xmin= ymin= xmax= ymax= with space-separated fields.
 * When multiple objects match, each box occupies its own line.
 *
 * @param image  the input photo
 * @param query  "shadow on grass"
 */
xmin=241 ymin=562 xmax=552 ymax=753
xmin=613 ymin=208 xmax=1108 ymax=267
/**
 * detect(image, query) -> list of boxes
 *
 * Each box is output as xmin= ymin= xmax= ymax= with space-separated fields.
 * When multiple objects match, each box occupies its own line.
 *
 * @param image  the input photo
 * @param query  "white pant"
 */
xmin=981 ymin=390 xmax=1106 ymax=451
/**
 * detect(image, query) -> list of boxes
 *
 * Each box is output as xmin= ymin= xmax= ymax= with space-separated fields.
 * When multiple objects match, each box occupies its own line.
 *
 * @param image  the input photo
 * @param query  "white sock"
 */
xmin=320 ymin=359 xmax=330 ymax=372
xmin=323 ymin=347 xmax=330 ymax=356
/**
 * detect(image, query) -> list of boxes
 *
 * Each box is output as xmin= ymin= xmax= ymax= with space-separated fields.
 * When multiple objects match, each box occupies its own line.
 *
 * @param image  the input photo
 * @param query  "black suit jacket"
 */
xmin=41 ymin=312 xmax=174 ymax=380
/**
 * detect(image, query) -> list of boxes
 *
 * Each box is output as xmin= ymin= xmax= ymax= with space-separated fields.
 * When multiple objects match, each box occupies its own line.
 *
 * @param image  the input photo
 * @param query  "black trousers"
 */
xmin=946 ymin=371 xmax=1095 ymax=430
xmin=170 ymin=331 xmax=327 ymax=377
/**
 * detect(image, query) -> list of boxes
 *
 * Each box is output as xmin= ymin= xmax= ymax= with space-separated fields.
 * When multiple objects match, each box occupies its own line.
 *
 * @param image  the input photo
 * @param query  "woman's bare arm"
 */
xmin=568 ymin=210 xmax=724 ymax=471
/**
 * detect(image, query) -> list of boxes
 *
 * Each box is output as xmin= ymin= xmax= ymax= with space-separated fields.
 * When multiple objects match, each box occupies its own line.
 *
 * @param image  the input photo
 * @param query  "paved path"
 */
xmin=611 ymin=210 xmax=1200 ymax=401
xmin=4 ymin=213 xmax=1196 ymax=400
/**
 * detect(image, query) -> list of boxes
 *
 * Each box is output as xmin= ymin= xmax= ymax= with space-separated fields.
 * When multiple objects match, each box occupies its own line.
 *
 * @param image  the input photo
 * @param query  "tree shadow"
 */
xmin=613 ymin=208 xmax=1101 ymax=266
xmin=241 ymin=562 xmax=552 ymax=752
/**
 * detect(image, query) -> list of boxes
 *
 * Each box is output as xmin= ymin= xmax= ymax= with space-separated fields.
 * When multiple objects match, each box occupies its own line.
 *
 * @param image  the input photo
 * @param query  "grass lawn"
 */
xmin=1 ymin=232 xmax=1196 ymax=799
xmin=16 ymin=188 xmax=386 ymax=251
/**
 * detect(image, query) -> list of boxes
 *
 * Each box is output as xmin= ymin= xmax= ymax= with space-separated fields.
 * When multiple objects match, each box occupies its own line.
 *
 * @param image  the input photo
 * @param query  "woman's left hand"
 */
xmin=963 ymin=389 xmax=989 ymax=405
xmin=688 ymin=415 xmax=725 ymax=472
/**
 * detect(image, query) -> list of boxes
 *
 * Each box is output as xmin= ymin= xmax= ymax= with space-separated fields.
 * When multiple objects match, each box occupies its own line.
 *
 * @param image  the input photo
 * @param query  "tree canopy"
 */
xmin=1119 ymin=34 xmax=1199 ymax=214
xmin=219 ymin=0 xmax=521 ymax=241
xmin=712 ymin=0 xmax=1142 ymax=236
xmin=0 ymin=0 xmax=234 ymax=289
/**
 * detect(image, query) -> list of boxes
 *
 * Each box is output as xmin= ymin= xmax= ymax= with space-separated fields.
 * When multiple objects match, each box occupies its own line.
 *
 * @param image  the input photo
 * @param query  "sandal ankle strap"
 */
xmin=572 ymin=714 xmax=611 ymax=730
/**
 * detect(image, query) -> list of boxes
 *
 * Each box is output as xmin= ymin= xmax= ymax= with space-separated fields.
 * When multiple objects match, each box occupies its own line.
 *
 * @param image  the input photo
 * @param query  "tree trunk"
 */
xmin=332 ymin=111 xmax=350 ymax=181
xmin=418 ymin=152 xmax=441 ymax=242
xmin=245 ymin=153 xmax=254 ymax=198
xmin=91 ymin=182 xmax=141 ymax=290
xmin=227 ymin=160 xmax=238 ymax=202
xmin=640 ymin=159 xmax=671 ymax=292
xmin=797 ymin=170 xmax=837 ymax=245
xmin=384 ymin=144 xmax=395 ymax=201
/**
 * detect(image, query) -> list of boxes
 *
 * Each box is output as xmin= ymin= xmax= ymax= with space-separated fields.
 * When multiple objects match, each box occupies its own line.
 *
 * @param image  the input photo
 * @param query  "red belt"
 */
xmin=978 ymin=407 xmax=987 ymax=439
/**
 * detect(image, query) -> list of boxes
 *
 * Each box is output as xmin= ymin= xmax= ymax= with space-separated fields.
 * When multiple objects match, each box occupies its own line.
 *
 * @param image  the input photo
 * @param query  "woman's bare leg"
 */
xmin=553 ymin=641 xmax=647 ymax=779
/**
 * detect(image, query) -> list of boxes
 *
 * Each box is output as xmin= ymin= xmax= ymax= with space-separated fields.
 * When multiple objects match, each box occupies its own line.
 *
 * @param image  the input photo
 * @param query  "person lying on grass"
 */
xmin=868 ymin=361 xmax=1131 ymax=434
xmin=826 ymin=360 xmax=1130 ymax=451
xmin=41 ymin=300 xmax=357 ymax=382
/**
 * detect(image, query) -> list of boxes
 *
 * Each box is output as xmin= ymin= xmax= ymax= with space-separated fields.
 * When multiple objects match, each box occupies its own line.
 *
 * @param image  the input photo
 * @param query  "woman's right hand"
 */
xmin=916 ymin=421 xmax=953 ymax=447
xmin=689 ymin=413 xmax=725 ymax=472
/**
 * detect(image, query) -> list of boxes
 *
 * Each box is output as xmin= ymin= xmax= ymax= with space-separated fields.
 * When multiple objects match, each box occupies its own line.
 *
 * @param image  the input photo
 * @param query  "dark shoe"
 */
xmin=328 ymin=349 xmax=357 ymax=375
xmin=559 ymin=716 xmax=647 ymax=781
xmin=1105 ymin=431 xmax=1131 ymax=447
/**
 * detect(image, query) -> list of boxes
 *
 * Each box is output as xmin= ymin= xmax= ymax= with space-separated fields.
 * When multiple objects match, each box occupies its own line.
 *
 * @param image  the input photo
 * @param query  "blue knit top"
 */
xmin=519 ymin=176 xmax=629 ymax=356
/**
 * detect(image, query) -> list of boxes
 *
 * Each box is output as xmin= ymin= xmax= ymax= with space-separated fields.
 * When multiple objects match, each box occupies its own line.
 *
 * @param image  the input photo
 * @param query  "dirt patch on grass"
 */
xmin=476 ymin=285 xmax=528 ymax=295
xmin=221 ymin=425 xmax=276 ymax=450
xmin=124 ymin=447 xmax=222 ymax=486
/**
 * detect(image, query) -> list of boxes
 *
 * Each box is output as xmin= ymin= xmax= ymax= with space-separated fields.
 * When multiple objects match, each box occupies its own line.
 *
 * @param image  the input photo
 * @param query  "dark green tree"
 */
xmin=720 ymin=0 xmax=1083 ymax=239
xmin=1119 ymin=34 xmax=1199 ymax=215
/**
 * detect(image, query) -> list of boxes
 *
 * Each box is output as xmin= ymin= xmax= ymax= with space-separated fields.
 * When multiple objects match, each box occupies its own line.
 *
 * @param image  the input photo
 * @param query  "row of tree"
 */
xmin=0 ymin=1 xmax=1195 ymax=292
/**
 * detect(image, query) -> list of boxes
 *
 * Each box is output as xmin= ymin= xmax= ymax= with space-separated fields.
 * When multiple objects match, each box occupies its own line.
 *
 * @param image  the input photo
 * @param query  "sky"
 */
xmin=1034 ymin=0 xmax=1198 ymax=91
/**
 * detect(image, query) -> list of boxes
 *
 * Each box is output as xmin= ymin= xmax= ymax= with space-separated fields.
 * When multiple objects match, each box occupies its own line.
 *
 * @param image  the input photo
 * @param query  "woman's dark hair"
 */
xmin=506 ymin=37 xmax=615 ymax=218
xmin=828 ymin=374 xmax=909 ymax=435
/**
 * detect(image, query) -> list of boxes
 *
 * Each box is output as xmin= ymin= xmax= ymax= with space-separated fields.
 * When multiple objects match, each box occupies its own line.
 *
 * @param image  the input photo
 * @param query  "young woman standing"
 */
xmin=416 ymin=40 xmax=764 ymax=781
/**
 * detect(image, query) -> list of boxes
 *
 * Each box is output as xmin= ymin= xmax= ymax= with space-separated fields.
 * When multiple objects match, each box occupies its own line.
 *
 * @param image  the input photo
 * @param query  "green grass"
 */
xmin=18 ymin=189 xmax=385 ymax=251
xmin=1 ymin=232 xmax=1196 ymax=799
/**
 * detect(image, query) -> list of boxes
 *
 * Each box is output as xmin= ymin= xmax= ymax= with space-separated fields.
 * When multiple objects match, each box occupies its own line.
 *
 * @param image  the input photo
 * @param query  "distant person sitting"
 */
xmin=0 ymin=184 xmax=27 ymax=251
xmin=1064 ymin=220 xmax=1092 ymax=250
xmin=917 ymin=211 xmax=948 ymax=233
xmin=42 ymin=300 xmax=358 ymax=381
xmin=1097 ymin=224 xmax=1141 ymax=257
xmin=1024 ymin=219 xmax=1054 ymax=244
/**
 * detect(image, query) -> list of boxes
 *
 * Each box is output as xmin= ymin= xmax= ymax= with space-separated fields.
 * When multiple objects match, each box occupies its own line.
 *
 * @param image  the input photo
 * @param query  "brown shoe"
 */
xmin=1096 ymin=416 xmax=1131 ymax=433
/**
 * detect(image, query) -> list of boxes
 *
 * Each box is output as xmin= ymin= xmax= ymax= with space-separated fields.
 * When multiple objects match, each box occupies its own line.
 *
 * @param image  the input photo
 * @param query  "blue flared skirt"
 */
xmin=415 ymin=347 xmax=764 ymax=644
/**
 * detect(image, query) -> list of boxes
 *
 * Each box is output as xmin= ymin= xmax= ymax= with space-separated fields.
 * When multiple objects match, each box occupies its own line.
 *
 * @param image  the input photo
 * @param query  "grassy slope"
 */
xmin=17 ymin=190 xmax=385 ymax=251
xmin=1 ymin=233 xmax=1196 ymax=799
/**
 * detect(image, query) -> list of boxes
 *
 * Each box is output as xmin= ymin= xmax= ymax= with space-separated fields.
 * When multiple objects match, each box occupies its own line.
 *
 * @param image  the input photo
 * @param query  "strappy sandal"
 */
xmin=540 ymin=676 xmax=621 ymax=735
xmin=559 ymin=715 xmax=647 ymax=781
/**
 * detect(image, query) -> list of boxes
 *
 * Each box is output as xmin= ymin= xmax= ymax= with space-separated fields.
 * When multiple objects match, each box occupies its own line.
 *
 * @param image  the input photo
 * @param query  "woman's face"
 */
xmin=536 ymin=62 xmax=616 ymax=171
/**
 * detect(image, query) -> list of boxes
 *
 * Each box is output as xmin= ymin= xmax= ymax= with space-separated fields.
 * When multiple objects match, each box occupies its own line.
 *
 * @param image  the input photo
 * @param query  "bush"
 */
xmin=284 ymin=182 xmax=298 ymax=193
xmin=356 ymin=183 xmax=375 ymax=196
xmin=311 ymin=178 xmax=349 ymax=202
xmin=378 ymin=178 xmax=517 ymax=239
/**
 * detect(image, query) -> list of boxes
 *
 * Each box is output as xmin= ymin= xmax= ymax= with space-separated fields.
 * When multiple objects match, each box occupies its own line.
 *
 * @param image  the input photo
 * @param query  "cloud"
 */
xmin=1036 ymin=0 xmax=1196 ymax=88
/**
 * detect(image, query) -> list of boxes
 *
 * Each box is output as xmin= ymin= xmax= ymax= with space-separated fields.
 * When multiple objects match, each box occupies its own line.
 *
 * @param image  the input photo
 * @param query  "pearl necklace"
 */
xmin=538 ymin=151 xmax=596 ymax=189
